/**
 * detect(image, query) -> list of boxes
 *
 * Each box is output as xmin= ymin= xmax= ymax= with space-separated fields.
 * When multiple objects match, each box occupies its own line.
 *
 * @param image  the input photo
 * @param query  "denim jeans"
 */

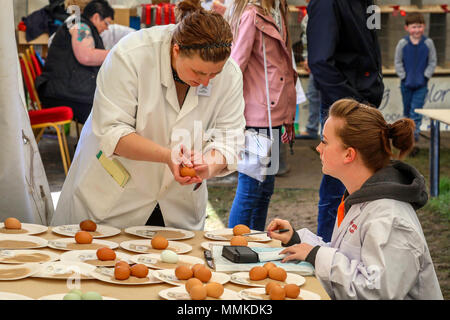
xmin=228 ymin=173 xmax=275 ymax=231
xmin=400 ymin=82 xmax=428 ymax=142
xmin=228 ymin=127 xmax=281 ymax=231
xmin=317 ymin=104 xmax=346 ymax=242
xmin=305 ymin=73 xmax=321 ymax=136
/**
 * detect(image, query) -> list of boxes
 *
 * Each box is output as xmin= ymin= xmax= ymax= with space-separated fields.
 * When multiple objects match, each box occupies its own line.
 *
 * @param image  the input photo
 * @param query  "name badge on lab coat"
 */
xmin=196 ymin=83 xmax=212 ymax=97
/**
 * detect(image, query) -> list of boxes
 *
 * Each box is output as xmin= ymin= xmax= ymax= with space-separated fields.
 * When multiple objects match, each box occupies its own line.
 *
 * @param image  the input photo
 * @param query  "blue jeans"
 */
xmin=228 ymin=173 xmax=275 ymax=231
xmin=228 ymin=126 xmax=280 ymax=231
xmin=305 ymin=73 xmax=321 ymax=135
xmin=400 ymin=82 xmax=428 ymax=142
xmin=317 ymin=104 xmax=346 ymax=242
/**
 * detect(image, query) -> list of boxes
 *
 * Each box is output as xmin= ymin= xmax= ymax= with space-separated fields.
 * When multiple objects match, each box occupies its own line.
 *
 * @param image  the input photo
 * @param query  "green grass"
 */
xmin=423 ymin=177 xmax=450 ymax=221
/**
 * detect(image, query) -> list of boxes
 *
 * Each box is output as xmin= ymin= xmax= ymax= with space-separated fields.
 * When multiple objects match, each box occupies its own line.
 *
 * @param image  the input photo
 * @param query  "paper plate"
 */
xmin=60 ymin=250 xmax=133 ymax=267
xmin=201 ymin=241 xmax=271 ymax=251
xmin=130 ymin=253 xmax=204 ymax=270
xmin=0 ymin=263 xmax=41 ymax=280
xmin=203 ymin=228 xmax=271 ymax=242
xmin=0 ymin=223 xmax=48 ymax=236
xmin=230 ymin=271 xmax=306 ymax=287
xmin=89 ymin=266 xmax=162 ymax=285
xmin=124 ymin=226 xmax=195 ymax=240
xmin=159 ymin=286 xmax=241 ymax=300
xmin=0 ymin=249 xmax=59 ymax=264
xmin=238 ymin=287 xmax=321 ymax=300
xmin=0 ymin=234 xmax=48 ymax=250
xmin=51 ymin=224 xmax=121 ymax=238
xmin=153 ymin=269 xmax=230 ymax=286
xmin=120 ymin=239 xmax=192 ymax=255
xmin=0 ymin=292 xmax=34 ymax=300
xmin=38 ymin=293 xmax=118 ymax=300
xmin=33 ymin=261 xmax=96 ymax=279
xmin=47 ymin=238 xmax=118 ymax=251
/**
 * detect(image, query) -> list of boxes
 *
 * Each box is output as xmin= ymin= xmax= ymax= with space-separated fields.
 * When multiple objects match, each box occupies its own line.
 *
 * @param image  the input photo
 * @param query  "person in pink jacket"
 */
xmin=226 ymin=0 xmax=297 ymax=230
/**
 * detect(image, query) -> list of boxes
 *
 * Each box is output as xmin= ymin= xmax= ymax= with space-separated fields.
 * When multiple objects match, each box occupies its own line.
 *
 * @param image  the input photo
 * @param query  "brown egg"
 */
xmin=263 ymin=262 xmax=277 ymax=272
xmin=115 ymin=261 xmax=130 ymax=269
xmin=249 ymin=266 xmax=268 ymax=281
xmin=265 ymin=281 xmax=281 ymax=295
xmin=230 ymin=236 xmax=248 ymax=246
xmin=79 ymin=219 xmax=97 ymax=232
xmin=185 ymin=278 xmax=203 ymax=294
xmin=191 ymin=264 xmax=204 ymax=274
xmin=232 ymin=224 xmax=251 ymax=236
xmin=151 ymin=236 xmax=169 ymax=250
xmin=205 ymin=282 xmax=224 ymax=298
xmin=74 ymin=231 xmax=93 ymax=244
xmin=4 ymin=217 xmax=21 ymax=229
xmin=269 ymin=285 xmax=286 ymax=300
xmin=130 ymin=264 xmax=149 ymax=278
xmin=268 ymin=267 xmax=287 ymax=282
xmin=114 ymin=265 xmax=131 ymax=280
xmin=175 ymin=265 xmax=193 ymax=280
xmin=194 ymin=266 xmax=212 ymax=283
xmin=284 ymin=284 xmax=300 ymax=299
xmin=189 ymin=284 xmax=207 ymax=300
xmin=180 ymin=167 xmax=196 ymax=177
xmin=96 ymin=247 xmax=116 ymax=261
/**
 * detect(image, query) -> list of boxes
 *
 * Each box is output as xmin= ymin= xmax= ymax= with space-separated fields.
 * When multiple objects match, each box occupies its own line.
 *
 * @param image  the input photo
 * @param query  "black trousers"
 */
xmin=145 ymin=203 xmax=165 ymax=226
xmin=40 ymin=96 xmax=92 ymax=124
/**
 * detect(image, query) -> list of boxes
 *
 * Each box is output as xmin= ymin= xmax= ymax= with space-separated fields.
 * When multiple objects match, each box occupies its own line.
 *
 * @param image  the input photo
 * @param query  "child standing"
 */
xmin=395 ymin=12 xmax=437 ymax=147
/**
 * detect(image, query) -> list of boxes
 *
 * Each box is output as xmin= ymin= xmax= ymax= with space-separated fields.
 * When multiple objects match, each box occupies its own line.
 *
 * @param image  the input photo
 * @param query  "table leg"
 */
xmin=429 ymin=120 xmax=440 ymax=197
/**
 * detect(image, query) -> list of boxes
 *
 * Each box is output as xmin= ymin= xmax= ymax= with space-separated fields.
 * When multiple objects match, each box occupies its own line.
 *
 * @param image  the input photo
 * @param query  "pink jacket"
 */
xmin=231 ymin=5 xmax=297 ymax=127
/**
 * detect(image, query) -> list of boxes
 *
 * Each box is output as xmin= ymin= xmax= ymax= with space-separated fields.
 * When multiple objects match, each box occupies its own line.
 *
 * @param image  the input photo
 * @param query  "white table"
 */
xmin=415 ymin=109 xmax=450 ymax=197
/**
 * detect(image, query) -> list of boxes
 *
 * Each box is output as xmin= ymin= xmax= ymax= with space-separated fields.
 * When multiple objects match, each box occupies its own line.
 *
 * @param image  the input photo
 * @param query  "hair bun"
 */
xmin=175 ymin=0 xmax=203 ymax=21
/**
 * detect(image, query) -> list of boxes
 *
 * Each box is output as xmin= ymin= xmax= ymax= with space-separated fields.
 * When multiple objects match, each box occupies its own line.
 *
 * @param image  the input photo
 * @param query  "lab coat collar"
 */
xmin=160 ymin=30 xmax=174 ymax=88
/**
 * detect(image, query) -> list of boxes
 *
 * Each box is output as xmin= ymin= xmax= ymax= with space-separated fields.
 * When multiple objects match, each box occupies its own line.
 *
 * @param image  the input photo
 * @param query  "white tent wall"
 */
xmin=0 ymin=0 xmax=54 ymax=224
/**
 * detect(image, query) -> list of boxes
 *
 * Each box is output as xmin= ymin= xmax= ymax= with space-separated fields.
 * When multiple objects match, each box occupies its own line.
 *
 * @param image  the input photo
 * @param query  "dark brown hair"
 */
xmin=405 ymin=12 xmax=425 ymax=26
xmin=329 ymin=99 xmax=415 ymax=172
xmin=172 ymin=0 xmax=233 ymax=62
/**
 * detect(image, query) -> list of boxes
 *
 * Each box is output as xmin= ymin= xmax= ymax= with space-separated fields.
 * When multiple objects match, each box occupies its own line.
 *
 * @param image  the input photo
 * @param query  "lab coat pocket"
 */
xmin=75 ymin=157 xmax=125 ymax=220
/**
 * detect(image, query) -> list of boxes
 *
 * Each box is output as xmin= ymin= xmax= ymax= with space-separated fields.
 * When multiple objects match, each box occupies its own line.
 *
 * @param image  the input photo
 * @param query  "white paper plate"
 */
xmin=130 ymin=253 xmax=204 ymax=270
xmin=153 ymin=269 xmax=230 ymax=286
xmin=201 ymin=241 xmax=271 ymax=251
xmin=124 ymin=226 xmax=195 ymax=240
xmin=0 ymin=234 xmax=48 ymax=250
xmin=47 ymin=238 xmax=118 ymax=251
xmin=230 ymin=271 xmax=306 ymax=287
xmin=0 ymin=223 xmax=48 ymax=236
xmin=89 ymin=266 xmax=162 ymax=285
xmin=0 ymin=249 xmax=59 ymax=264
xmin=120 ymin=239 xmax=192 ymax=255
xmin=51 ymin=224 xmax=121 ymax=238
xmin=203 ymin=228 xmax=271 ymax=242
xmin=38 ymin=293 xmax=118 ymax=300
xmin=159 ymin=286 xmax=241 ymax=300
xmin=60 ymin=250 xmax=133 ymax=267
xmin=0 ymin=292 xmax=34 ymax=300
xmin=33 ymin=261 xmax=96 ymax=279
xmin=0 ymin=263 xmax=41 ymax=280
xmin=239 ymin=287 xmax=321 ymax=300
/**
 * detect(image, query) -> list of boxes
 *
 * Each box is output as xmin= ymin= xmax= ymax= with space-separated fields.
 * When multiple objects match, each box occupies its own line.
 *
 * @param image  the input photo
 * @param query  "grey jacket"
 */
xmin=295 ymin=161 xmax=443 ymax=299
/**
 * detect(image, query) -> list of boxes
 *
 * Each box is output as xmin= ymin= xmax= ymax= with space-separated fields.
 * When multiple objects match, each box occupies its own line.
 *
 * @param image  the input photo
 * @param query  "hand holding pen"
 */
xmin=266 ymin=218 xmax=295 ymax=245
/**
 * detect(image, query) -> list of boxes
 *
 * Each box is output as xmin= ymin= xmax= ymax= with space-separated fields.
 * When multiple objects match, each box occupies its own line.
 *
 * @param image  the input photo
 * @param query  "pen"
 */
xmin=242 ymin=228 xmax=290 ymax=236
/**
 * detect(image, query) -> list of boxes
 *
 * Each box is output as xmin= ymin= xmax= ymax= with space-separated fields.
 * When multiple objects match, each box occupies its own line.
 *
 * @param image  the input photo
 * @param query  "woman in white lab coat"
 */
xmin=268 ymin=99 xmax=443 ymax=299
xmin=52 ymin=0 xmax=246 ymax=230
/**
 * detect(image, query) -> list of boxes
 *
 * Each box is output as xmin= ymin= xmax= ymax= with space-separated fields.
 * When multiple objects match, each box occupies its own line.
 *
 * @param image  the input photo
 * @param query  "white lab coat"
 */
xmin=0 ymin=0 xmax=53 ymax=225
xmin=296 ymin=199 xmax=443 ymax=299
xmin=52 ymin=25 xmax=246 ymax=230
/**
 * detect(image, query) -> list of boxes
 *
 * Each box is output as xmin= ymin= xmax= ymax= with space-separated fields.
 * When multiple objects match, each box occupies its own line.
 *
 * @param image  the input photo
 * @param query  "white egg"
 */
xmin=160 ymin=249 xmax=179 ymax=264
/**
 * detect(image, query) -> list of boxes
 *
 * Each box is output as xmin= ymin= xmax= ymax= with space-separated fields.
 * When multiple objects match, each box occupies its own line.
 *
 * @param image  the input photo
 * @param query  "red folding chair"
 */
xmin=19 ymin=52 xmax=73 ymax=176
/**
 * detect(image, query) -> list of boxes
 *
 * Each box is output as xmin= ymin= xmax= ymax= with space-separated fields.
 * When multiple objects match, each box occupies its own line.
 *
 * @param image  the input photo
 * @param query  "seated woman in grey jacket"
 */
xmin=268 ymin=98 xmax=443 ymax=300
